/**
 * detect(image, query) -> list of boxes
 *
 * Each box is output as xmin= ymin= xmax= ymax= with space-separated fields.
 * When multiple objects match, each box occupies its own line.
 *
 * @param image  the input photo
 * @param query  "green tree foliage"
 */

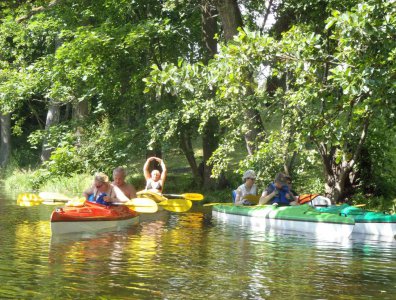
xmin=145 ymin=0 xmax=396 ymax=202
xmin=1 ymin=0 xmax=204 ymax=175
xmin=0 ymin=0 xmax=394 ymax=204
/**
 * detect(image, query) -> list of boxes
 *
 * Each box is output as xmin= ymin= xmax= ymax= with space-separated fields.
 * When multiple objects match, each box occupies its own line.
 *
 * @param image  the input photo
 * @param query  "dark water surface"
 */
xmin=0 ymin=190 xmax=395 ymax=299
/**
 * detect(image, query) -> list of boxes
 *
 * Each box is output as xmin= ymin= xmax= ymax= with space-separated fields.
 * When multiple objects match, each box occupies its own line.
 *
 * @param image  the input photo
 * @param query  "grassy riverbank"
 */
xmin=1 ymin=145 xmax=395 ymax=211
xmin=1 ymin=147 xmax=235 ymax=204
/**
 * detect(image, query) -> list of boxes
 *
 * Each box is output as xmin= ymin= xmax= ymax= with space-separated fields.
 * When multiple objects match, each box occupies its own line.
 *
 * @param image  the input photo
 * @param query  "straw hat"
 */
xmin=242 ymin=170 xmax=256 ymax=181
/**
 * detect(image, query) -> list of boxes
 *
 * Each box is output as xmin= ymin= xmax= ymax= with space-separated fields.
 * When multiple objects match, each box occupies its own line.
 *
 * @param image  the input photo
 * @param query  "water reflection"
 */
xmin=1 ymin=191 xmax=395 ymax=299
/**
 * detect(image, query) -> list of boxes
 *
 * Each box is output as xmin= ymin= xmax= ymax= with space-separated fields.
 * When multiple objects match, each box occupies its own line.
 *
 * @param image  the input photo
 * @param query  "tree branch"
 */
xmin=16 ymin=0 xmax=62 ymax=23
xmin=349 ymin=115 xmax=370 ymax=170
xmin=260 ymin=0 xmax=274 ymax=34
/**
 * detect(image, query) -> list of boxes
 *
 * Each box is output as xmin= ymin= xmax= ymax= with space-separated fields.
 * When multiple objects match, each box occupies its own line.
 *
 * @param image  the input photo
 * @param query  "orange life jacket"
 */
xmin=298 ymin=194 xmax=320 ymax=204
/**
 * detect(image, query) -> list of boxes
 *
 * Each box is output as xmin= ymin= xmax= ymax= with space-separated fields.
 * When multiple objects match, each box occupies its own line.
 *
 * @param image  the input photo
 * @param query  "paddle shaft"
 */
xmin=162 ymin=193 xmax=203 ymax=201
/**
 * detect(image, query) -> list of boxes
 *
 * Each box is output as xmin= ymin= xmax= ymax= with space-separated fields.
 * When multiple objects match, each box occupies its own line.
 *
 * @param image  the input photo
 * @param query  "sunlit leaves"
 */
xmin=144 ymin=0 xmax=395 ymax=190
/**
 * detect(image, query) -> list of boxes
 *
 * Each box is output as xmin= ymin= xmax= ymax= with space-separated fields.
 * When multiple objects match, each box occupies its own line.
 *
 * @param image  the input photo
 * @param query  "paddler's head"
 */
xmin=113 ymin=167 xmax=127 ymax=186
xmin=151 ymin=169 xmax=161 ymax=182
xmin=94 ymin=172 xmax=109 ymax=191
xmin=242 ymin=170 xmax=256 ymax=187
xmin=274 ymin=173 xmax=287 ymax=189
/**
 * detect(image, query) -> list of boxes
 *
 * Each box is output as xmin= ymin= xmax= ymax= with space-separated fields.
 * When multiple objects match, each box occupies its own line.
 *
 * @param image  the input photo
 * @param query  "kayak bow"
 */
xmin=50 ymin=201 xmax=139 ymax=235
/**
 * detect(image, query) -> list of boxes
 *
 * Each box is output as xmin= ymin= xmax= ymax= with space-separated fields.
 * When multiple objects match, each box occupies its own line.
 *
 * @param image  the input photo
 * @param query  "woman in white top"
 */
xmin=234 ymin=170 xmax=258 ymax=205
xmin=83 ymin=172 xmax=118 ymax=205
xmin=143 ymin=157 xmax=167 ymax=193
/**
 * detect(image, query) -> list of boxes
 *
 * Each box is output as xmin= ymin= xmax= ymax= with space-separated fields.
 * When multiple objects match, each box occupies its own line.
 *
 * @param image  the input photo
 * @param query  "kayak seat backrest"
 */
xmin=232 ymin=190 xmax=236 ymax=204
xmin=311 ymin=196 xmax=332 ymax=207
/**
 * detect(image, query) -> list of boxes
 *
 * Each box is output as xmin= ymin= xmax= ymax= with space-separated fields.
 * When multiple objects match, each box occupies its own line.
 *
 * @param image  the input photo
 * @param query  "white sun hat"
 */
xmin=242 ymin=170 xmax=256 ymax=181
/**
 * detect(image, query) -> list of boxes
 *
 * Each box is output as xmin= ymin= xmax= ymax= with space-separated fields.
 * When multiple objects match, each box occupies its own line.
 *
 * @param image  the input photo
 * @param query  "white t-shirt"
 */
xmin=235 ymin=183 xmax=257 ymax=205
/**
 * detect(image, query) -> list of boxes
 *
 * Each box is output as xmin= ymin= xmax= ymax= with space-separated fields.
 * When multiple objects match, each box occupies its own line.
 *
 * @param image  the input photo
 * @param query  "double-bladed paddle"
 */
xmin=137 ymin=190 xmax=204 ymax=202
xmin=158 ymin=199 xmax=192 ymax=212
xmin=17 ymin=192 xmax=159 ymax=213
xmin=203 ymin=202 xmax=233 ymax=207
xmin=162 ymin=193 xmax=203 ymax=201
xmin=17 ymin=192 xmax=192 ymax=213
xmin=115 ymin=198 xmax=158 ymax=213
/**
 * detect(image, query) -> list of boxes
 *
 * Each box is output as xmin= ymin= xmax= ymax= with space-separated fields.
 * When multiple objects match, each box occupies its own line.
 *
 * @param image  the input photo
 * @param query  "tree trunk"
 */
xmin=243 ymin=98 xmax=264 ymax=155
xmin=215 ymin=0 xmax=264 ymax=154
xmin=318 ymin=117 xmax=369 ymax=203
xmin=73 ymin=100 xmax=89 ymax=121
xmin=179 ymin=128 xmax=201 ymax=182
xmin=41 ymin=37 xmax=63 ymax=162
xmin=72 ymin=100 xmax=89 ymax=148
xmin=202 ymin=117 xmax=220 ymax=189
xmin=202 ymin=0 xmax=218 ymax=61
xmin=322 ymin=159 xmax=355 ymax=204
xmin=0 ymin=113 xmax=11 ymax=168
xmin=215 ymin=0 xmax=243 ymax=41
xmin=41 ymin=102 xmax=60 ymax=162
xmin=201 ymin=1 xmax=220 ymax=188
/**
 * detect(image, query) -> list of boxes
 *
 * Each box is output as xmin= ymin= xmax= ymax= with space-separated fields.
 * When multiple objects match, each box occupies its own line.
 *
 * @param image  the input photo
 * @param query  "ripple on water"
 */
xmin=0 ymin=196 xmax=395 ymax=300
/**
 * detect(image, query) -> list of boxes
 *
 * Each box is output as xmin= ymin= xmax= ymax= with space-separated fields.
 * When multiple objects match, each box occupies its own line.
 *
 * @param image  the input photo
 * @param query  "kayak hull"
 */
xmin=317 ymin=205 xmax=396 ymax=237
xmin=51 ymin=202 xmax=139 ymax=235
xmin=353 ymin=222 xmax=396 ymax=237
xmin=213 ymin=204 xmax=354 ymax=238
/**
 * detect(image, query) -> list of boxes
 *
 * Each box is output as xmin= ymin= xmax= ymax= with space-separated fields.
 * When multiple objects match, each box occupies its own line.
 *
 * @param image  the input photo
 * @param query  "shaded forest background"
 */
xmin=0 ymin=0 xmax=395 ymax=207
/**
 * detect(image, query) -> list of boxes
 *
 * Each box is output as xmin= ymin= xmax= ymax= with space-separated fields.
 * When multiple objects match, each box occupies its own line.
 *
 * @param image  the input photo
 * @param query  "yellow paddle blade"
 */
xmin=243 ymin=195 xmax=260 ymax=204
xmin=163 ymin=193 xmax=204 ymax=201
xmin=136 ymin=190 xmax=168 ymax=202
xmin=159 ymin=199 xmax=192 ymax=212
xmin=124 ymin=198 xmax=158 ymax=213
xmin=39 ymin=192 xmax=72 ymax=202
xmin=17 ymin=193 xmax=44 ymax=206
xmin=65 ymin=197 xmax=86 ymax=207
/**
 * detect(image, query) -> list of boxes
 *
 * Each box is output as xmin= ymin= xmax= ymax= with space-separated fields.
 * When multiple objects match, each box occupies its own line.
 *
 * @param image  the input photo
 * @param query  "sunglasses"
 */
xmin=95 ymin=182 xmax=104 ymax=189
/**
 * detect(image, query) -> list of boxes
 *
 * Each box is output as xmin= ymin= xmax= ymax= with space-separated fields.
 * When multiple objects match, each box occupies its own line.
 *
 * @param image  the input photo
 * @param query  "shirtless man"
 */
xmin=112 ymin=166 xmax=137 ymax=199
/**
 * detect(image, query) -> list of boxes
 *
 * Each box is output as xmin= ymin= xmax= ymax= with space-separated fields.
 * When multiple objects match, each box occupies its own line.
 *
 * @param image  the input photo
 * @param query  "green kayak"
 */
xmin=212 ymin=204 xmax=354 ymax=238
xmin=316 ymin=204 xmax=396 ymax=237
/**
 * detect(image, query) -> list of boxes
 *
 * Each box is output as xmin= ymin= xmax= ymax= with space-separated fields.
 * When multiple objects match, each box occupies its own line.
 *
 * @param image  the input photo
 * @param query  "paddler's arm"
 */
xmin=258 ymin=190 xmax=277 ymax=205
xmin=234 ymin=189 xmax=242 ymax=205
xmin=83 ymin=186 xmax=94 ymax=200
xmin=143 ymin=157 xmax=155 ymax=181
xmin=159 ymin=158 xmax=167 ymax=186
xmin=128 ymin=184 xmax=137 ymax=199
xmin=102 ymin=185 xmax=121 ymax=203
xmin=287 ymin=191 xmax=299 ymax=205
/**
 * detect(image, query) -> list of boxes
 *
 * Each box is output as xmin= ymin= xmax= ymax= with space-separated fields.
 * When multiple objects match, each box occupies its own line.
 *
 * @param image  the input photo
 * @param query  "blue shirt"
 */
xmin=88 ymin=193 xmax=110 ymax=206
xmin=266 ymin=183 xmax=290 ymax=206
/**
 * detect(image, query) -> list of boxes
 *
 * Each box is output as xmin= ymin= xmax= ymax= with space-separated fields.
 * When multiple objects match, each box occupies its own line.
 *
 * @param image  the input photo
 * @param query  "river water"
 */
xmin=0 ymin=191 xmax=395 ymax=299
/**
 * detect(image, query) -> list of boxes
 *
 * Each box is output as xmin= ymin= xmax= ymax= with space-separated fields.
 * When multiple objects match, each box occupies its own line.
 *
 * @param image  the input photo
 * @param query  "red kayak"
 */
xmin=50 ymin=201 xmax=139 ymax=235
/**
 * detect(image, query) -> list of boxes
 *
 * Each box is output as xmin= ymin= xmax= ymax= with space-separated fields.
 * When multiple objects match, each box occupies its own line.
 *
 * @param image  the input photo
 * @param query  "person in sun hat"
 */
xmin=233 ymin=170 xmax=258 ymax=206
xmin=259 ymin=172 xmax=295 ymax=206
xmin=83 ymin=172 xmax=119 ymax=205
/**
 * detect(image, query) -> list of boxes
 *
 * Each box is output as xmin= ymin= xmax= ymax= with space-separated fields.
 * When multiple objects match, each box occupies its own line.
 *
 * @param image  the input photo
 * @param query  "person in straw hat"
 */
xmin=234 ymin=170 xmax=258 ymax=206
